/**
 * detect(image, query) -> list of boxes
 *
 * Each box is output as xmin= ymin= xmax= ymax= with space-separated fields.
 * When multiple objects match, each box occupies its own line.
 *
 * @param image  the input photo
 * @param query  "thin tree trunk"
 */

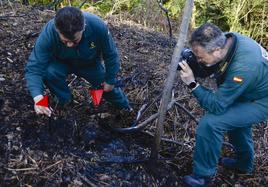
xmin=150 ymin=0 xmax=194 ymax=161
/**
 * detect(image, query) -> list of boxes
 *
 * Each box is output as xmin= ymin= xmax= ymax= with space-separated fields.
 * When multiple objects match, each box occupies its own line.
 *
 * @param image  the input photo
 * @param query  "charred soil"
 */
xmin=0 ymin=4 xmax=267 ymax=187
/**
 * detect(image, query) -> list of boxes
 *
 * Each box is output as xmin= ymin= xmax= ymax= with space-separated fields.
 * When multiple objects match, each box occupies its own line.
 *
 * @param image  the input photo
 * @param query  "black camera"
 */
xmin=177 ymin=48 xmax=217 ymax=78
xmin=177 ymin=48 xmax=197 ymax=71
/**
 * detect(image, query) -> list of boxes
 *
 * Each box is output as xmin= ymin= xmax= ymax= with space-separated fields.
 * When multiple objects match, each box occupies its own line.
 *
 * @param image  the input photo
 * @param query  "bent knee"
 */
xmin=196 ymin=114 xmax=224 ymax=138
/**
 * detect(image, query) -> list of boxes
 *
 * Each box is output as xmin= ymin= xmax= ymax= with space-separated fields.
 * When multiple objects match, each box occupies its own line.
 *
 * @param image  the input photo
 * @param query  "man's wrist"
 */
xmin=187 ymin=80 xmax=199 ymax=91
xmin=33 ymin=95 xmax=43 ymax=103
xmin=191 ymin=82 xmax=199 ymax=91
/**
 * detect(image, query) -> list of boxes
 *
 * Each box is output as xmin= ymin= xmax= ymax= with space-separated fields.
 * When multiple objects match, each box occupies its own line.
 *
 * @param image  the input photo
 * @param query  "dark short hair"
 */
xmin=55 ymin=7 xmax=84 ymax=40
xmin=190 ymin=23 xmax=227 ymax=53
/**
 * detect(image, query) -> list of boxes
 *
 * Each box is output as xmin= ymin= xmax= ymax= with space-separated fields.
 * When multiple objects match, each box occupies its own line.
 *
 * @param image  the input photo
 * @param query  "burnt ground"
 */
xmin=0 ymin=3 xmax=268 ymax=187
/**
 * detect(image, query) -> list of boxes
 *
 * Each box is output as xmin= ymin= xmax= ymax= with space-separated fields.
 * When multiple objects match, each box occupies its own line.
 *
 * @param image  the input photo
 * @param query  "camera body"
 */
xmin=177 ymin=48 xmax=217 ymax=78
xmin=177 ymin=48 xmax=197 ymax=71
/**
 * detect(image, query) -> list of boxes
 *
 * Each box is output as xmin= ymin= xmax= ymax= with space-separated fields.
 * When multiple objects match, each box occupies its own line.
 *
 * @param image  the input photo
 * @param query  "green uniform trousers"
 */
xmin=44 ymin=60 xmax=130 ymax=109
xmin=193 ymin=98 xmax=268 ymax=176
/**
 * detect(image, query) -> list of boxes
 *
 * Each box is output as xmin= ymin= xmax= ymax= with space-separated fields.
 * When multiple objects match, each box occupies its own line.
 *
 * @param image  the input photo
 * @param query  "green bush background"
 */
xmin=20 ymin=0 xmax=267 ymax=47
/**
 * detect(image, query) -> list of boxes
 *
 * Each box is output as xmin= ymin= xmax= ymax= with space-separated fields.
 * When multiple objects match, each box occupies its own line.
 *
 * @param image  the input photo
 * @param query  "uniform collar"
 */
xmin=82 ymin=13 xmax=92 ymax=38
xmin=214 ymin=33 xmax=238 ymax=84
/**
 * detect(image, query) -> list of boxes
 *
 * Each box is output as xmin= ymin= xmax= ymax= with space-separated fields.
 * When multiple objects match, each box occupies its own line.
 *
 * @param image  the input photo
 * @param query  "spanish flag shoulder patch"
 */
xmin=233 ymin=76 xmax=243 ymax=83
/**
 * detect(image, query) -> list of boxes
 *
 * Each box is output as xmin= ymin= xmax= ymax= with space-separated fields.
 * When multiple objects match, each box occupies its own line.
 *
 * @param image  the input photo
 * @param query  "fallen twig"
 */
xmin=6 ymin=167 xmax=37 ymax=171
xmin=79 ymin=172 xmax=98 ymax=187
xmin=143 ymin=130 xmax=192 ymax=149
xmin=97 ymin=157 xmax=175 ymax=164
xmin=40 ymin=160 xmax=62 ymax=173
xmin=175 ymin=101 xmax=198 ymax=122
xmin=133 ymin=93 xmax=162 ymax=125
xmin=110 ymin=98 xmax=178 ymax=133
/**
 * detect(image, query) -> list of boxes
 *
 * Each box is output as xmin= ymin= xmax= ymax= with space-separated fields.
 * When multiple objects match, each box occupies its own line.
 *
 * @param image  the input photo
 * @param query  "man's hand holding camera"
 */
xmin=178 ymin=49 xmax=200 ymax=90
xmin=178 ymin=60 xmax=195 ymax=85
xmin=178 ymin=60 xmax=199 ymax=90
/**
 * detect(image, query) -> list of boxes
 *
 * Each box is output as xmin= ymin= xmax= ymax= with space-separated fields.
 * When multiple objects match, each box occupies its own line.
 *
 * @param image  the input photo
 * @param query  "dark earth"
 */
xmin=0 ymin=3 xmax=267 ymax=187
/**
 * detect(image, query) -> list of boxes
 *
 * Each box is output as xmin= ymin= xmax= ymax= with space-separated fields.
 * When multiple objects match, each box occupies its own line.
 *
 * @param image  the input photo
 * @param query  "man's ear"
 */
xmin=212 ymin=47 xmax=222 ymax=57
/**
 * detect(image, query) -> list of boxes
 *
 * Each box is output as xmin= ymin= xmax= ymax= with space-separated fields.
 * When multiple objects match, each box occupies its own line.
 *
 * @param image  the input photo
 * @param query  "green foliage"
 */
xmin=164 ymin=0 xmax=185 ymax=18
xmin=129 ymin=0 xmax=169 ymax=32
xmin=92 ymin=0 xmax=114 ymax=15
xmin=192 ymin=0 xmax=267 ymax=47
xmin=28 ymin=0 xmax=54 ymax=6
xmin=111 ymin=0 xmax=141 ymax=13
xmin=20 ymin=0 xmax=267 ymax=47
xmin=224 ymin=0 xmax=267 ymax=46
xmin=80 ymin=0 xmax=141 ymax=16
xmin=193 ymin=0 xmax=230 ymax=30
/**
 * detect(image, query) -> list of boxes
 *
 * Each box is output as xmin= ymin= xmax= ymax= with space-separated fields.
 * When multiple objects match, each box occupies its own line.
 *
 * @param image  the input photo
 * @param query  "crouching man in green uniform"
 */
xmin=178 ymin=23 xmax=268 ymax=186
xmin=25 ymin=7 xmax=131 ymax=117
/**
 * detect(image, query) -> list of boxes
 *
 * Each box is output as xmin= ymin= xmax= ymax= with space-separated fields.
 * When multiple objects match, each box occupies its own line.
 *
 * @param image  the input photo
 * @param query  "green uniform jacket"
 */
xmin=193 ymin=33 xmax=268 ymax=114
xmin=25 ymin=13 xmax=119 ymax=98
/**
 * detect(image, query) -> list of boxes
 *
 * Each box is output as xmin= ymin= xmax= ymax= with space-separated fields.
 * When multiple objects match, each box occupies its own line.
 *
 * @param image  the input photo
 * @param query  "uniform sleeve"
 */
xmin=25 ymin=25 xmax=53 ymax=98
xmin=192 ymin=70 xmax=255 ymax=114
xmin=99 ymin=24 xmax=120 ymax=85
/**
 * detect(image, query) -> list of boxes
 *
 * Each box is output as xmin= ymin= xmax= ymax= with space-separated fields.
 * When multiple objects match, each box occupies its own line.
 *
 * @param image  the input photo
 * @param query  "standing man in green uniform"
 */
xmin=178 ymin=23 xmax=268 ymax=186
xmin=25 ymin=7 xmax=131 ymax=117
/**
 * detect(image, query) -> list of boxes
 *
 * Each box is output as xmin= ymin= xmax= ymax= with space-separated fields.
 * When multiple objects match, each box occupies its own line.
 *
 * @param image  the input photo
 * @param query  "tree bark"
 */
xmin=150 ymin=0 xmax=194 ymax=161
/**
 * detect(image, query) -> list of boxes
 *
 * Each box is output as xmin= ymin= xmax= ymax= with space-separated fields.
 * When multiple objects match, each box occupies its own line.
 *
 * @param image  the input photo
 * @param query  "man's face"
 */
xmin=192 ymin=44 xmax=222 ymax=67
xmin=58 ymin=30 xmax=83 ymax=48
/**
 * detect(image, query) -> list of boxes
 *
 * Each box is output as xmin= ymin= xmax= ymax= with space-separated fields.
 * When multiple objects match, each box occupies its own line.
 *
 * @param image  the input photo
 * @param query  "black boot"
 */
xmin=220 ymin=157 xmax=252 ymax=174
xmin=183 ymin=174 xmax=212 ymax=187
